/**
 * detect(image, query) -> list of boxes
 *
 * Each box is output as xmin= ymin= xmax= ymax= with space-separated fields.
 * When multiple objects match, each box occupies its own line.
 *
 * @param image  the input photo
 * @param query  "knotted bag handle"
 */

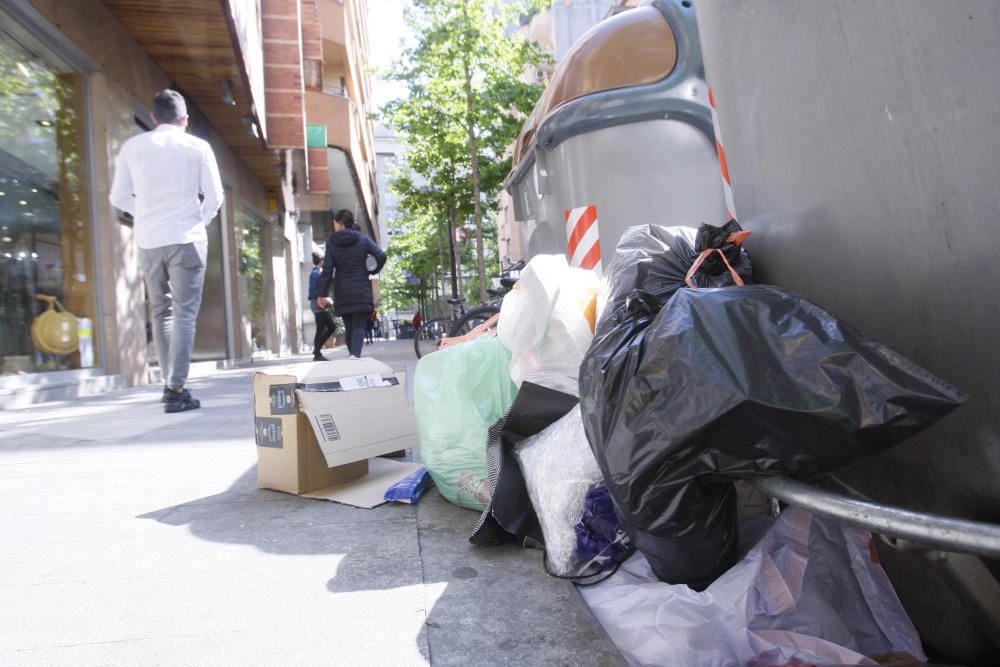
xmin=685 ymin=248 xmax=745 ymax=288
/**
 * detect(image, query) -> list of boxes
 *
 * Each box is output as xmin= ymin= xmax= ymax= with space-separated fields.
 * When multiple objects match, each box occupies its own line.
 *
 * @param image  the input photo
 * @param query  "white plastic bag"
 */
xmin=513 ymin=405 xmax=607 ymax=576
xmin=497 ymin=255 xmax=599 ymax=396
xmin=580 ymin=507 xmax=926 ymax=667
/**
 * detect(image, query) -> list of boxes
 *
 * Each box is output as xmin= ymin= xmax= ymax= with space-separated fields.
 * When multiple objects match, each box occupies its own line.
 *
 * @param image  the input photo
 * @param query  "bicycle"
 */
xmin=414 ymin=260 xmax=524 ymax=359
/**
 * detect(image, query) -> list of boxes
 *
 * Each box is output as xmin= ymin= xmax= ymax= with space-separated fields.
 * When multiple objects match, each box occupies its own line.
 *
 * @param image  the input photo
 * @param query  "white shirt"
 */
xmin=109 ymin=124 xmax=224 ymax=249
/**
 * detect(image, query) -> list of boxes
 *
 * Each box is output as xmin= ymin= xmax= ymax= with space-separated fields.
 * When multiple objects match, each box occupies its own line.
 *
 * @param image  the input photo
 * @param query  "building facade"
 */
xmin=295 ymin=0 xmax=379 ymax=347
xmin=0 ymin=0 xmax=377 ymax=408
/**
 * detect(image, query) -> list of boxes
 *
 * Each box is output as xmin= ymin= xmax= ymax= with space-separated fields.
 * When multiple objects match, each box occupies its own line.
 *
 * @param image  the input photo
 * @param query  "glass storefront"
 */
xmin=0 ymin=28 xmax=97 ymax=376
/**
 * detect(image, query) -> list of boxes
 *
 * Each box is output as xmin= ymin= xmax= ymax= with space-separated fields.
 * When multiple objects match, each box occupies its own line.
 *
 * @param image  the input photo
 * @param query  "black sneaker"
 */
xmin=313 ymin=352 xmax=326 ymax=361
xmin=164 ymin=388 xmax=200 ymax=413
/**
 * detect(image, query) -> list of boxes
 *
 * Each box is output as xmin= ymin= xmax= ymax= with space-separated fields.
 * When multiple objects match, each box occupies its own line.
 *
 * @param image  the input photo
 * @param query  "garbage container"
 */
xmin=504 ymin=0 xmax=726 ymax=267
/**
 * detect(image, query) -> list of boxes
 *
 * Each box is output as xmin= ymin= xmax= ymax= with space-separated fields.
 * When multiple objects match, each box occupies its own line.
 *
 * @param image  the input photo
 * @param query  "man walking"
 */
xmin=109 ymin=89 xmax=223 ymax=413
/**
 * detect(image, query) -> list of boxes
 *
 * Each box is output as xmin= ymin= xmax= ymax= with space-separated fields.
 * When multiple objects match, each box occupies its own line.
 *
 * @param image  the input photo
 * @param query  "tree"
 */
xmin=382 ymin=0 xmax=549 ymax=302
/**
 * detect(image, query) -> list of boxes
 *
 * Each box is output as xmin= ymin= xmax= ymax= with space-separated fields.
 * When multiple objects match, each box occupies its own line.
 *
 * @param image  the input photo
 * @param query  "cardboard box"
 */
xmin=252 ymin=358 xmax=419 ymax=500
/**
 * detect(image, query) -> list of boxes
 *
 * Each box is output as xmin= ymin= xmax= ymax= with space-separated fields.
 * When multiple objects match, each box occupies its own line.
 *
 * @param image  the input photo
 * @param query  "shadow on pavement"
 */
xmin=137 ymin=466 xmax=624 ymax=665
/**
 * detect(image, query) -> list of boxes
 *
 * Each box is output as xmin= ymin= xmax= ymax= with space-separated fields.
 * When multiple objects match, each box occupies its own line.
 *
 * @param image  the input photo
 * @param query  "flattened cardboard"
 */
xmin=301 ymin=458 xmax=425 ymax=509
xmin=296 ymin=381 xmax=417 ymax=468
xmin=252 ymin=358 xmax=417 ymax=498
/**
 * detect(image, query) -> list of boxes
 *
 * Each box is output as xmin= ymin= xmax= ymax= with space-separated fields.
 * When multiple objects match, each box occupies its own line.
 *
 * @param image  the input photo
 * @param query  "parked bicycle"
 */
xmin=414 ymin=260 xmax=524 ymax=359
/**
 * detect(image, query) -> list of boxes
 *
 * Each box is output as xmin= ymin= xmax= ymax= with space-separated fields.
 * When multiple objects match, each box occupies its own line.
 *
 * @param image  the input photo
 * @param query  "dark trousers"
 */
xmin=343 ymin=312 xmax=366 ymax=357
xmin=313 ymin=310 xmax=336 ymax=354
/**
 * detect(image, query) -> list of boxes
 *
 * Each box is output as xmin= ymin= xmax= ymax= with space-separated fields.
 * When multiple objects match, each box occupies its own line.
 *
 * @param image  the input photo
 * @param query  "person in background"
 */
xmin=412 ymin=312 xmax=422 ymax=330
xmin=109 ymin=89 xmax=223 ymax=413
xmin=314 ymin=209 xmax=387 ymax=359
xmin=308 ymin=252 xmax=336 ymax=361
xmin=365 ymin=310 xmax=376 ymax=345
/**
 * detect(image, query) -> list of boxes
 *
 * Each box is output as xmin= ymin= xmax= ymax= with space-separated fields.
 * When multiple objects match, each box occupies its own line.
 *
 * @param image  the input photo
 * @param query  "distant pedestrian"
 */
xmin=412 ymin=312 xmax=422 ymax=330
xmin=109 ymin=89 xmax=223 ymax=413
xmin=365 ymin=311 xmax=375 ymax=345
xmin=308 ymin=252 xmax=336 ymax=361
xmin=314 ymin=209 xmax=387 ymax=359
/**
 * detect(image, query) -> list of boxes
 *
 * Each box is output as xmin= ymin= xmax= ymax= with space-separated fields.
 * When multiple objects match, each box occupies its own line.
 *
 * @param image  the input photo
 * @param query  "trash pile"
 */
xmin=580 ymin=224 xmax=965 ymax=590
xmin=412 ymin=221 xmax=966 ymax=665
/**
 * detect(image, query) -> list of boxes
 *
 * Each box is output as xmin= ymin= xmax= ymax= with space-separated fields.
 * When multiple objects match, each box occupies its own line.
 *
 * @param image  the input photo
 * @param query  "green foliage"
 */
xmin=236 ymin=213 xmax=265 ymax=347
xmin=379 ymin=206 xmax=440 ymax=312
xmin=381 ymin=0 xmax=549 ymax=305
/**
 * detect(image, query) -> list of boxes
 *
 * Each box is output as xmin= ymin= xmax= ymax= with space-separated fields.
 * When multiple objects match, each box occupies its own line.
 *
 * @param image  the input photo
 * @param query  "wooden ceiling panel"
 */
xmin=104 ymin=0 xmax=281 ymax=191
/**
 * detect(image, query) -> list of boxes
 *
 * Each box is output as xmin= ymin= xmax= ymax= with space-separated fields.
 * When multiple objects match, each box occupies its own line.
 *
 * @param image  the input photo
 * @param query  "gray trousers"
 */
xmin=138 ymin=241 xmax=207 ymax=389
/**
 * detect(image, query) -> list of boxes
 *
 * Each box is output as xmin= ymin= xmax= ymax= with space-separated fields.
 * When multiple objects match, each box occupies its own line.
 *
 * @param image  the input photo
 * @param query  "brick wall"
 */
xmin=262 ymin=0 xmax=306 ymax=149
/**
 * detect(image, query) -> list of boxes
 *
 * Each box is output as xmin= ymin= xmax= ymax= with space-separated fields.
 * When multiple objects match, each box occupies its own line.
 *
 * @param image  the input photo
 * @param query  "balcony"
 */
xmin=322 ymin=83 xmax=348 ymax=98
xmin=306 ymin=90 xmax=351 ymax=149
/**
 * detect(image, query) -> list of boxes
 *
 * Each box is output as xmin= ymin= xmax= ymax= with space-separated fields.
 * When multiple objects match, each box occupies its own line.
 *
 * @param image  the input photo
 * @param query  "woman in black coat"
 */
xmin=314 ymin=209 xmax=387 ymax=358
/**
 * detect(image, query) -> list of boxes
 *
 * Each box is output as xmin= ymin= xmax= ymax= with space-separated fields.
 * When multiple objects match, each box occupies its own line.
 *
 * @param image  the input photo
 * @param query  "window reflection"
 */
xmin=0 ymin=29 xmax=96 ymax=375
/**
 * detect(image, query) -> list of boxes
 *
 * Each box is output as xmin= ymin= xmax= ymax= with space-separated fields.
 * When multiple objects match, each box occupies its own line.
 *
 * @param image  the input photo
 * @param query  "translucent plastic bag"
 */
xmin=513 ymin=406 xmax=629 ymax=576
xmin=580 ymin=508 xmax=926 ymax=667
xmin=414 ymin=335 xmax=518 ymax=510
xmin=497 ymin=255 xmax=599 ymax=396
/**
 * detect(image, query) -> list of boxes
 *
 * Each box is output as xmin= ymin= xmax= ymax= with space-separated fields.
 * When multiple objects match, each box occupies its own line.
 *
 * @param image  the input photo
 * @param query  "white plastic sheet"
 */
xmin=580 ymin=507 xmax=926 ymax=667
xmin=497 ymin=255 xmax=599 ymax=396
xmin=513 ymin=405 xmax=605 ymax=575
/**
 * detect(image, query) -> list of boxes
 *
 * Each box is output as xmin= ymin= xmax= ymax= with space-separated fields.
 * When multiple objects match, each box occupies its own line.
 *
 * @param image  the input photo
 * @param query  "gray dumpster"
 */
xmin=504 ymin=0 xmax=726 ymax=268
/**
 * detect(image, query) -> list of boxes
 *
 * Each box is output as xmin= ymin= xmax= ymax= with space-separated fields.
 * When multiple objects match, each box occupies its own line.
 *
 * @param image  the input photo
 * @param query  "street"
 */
xmin=0 ymin=341 xmax=622 ymax=666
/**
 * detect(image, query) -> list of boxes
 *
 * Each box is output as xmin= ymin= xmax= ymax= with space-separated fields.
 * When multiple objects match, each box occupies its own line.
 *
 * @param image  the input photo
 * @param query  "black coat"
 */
xmin=316 ymin=228 xmax=387 ymax=315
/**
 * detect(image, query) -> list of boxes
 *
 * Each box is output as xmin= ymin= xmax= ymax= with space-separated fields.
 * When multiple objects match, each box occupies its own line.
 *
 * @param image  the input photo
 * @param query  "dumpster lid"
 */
xmin=512 ymin=4 xmax=678 ymax=165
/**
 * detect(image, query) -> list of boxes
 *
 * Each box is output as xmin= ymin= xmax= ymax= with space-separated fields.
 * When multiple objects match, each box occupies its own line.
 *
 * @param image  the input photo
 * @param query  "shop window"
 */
xmin=0 ymin=29 xmax=96 ymax=376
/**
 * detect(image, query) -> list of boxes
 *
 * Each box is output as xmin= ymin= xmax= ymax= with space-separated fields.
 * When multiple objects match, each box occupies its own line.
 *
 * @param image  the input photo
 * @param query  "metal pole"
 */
xmin=751 ymin=475 xmax=1000 ymax=560
xmin=447 ymin=206 xmax=459 ymax=299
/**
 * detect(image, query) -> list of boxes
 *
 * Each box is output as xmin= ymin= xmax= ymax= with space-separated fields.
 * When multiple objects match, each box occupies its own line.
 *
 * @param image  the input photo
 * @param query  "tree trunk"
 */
xmin=462 ymin=58 xmax=488 ymax=303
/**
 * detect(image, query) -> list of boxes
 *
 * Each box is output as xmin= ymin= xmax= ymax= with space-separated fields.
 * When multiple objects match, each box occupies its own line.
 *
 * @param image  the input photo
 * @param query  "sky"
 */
xmin=367 ymin=0 xmax=413 ymax=111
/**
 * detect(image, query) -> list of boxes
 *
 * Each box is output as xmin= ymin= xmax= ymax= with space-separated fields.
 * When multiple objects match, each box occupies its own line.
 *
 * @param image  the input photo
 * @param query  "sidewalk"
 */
xmin=0 ymin=340 xmax=623 ymax=666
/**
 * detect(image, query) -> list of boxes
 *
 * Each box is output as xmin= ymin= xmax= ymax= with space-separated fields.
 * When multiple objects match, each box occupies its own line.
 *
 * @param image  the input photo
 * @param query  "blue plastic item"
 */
xmin=383 ymin=466 xmax=433 ymax=505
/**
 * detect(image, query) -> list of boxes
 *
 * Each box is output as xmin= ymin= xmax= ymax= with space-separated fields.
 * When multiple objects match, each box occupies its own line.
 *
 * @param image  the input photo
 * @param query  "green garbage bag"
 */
xmin=414 ymin=335 xmax=517 ymax=510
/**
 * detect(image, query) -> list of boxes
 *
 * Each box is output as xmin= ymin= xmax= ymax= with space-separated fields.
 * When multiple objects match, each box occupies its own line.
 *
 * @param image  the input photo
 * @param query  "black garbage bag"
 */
xmin=470 ymin=382 xmax=578 ymax=548
xmin=579 ymin=284 xmax=966 ymax=590
xmin=694 ymin=218 xmax=751 ymax=277
xmin=599 ymin=224 xmax=751 ymax=325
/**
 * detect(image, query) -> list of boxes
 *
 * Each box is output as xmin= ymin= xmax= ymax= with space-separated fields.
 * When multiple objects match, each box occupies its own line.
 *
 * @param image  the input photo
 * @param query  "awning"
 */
xmin=103 ymin=0 xmax=279 ymax=190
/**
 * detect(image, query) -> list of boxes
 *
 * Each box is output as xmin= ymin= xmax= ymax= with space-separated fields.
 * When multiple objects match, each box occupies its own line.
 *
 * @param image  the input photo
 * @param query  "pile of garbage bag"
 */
xmin=411 ymin=219 xmax=967 ymax=665
xmin=580 ymin=225 xmax=966 ymax=588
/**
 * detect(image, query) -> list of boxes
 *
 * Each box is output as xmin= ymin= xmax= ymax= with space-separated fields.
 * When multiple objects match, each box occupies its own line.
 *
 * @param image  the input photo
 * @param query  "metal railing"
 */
xmin=322 ymin=83 xmax=347 ymax=98
xmin=751 ymin=475 xmax=1000 ymax=560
